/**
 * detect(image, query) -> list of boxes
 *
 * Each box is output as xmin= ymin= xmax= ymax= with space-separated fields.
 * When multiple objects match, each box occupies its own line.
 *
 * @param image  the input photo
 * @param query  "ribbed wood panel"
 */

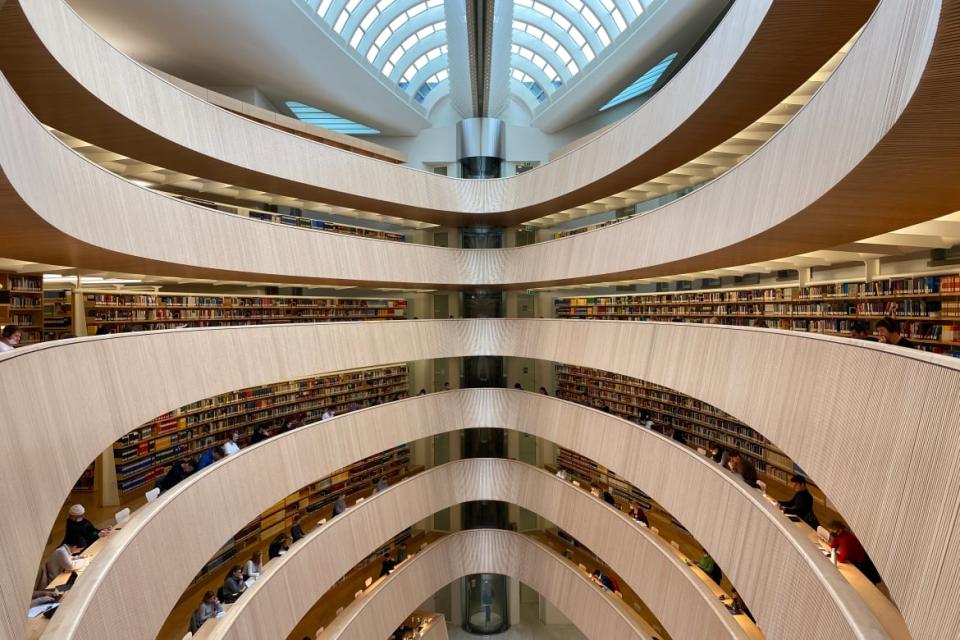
xmin=0 ymin=320 xmax=950 ymax=639
xmin=2 ymin=3 xmax=958 ymax=289
xmin=13 ymin=346 xmax=878 ymax=640
xmin=0 ymin=0 xmax=873 ymax=225
xmin=195 ymin=459 xmax=740 ymax=640
xmin=317 ymin=530 xmax=650 ymax=640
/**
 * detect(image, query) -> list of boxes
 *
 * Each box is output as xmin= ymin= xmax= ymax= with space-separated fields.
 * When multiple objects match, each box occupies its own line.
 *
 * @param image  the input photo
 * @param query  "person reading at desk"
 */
xmin=332 ymin=495 xmax=347 ymax=517
xmin=778 ymin=475 xmax=819 ymax=528
xmin=268 ymin=533 xmax=290 ymax=559
xmin=244 ymin=551 xmax=263 ymax=579
xmin=63 ymin=504 xmax=109 ymax=548
xmin=379 ymin=552 xmax=397 ymax=577
xmin=189 ymin=591 xmax=223 ymax=634
xmin=220 ymin=565 xmax=247 ymax=604
xmin=44 ymin=542 xmax=85 ymax=584
xmin=827 ymin=520 xmax=883 ymax=585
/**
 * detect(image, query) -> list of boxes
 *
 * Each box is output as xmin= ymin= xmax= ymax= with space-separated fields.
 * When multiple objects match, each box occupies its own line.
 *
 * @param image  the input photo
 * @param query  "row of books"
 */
xmin=800 ymin=275 xmax=959 ymax=298
xmin=556 ymin=364 xmax=793 ymax=476
xmin=244 ymin=210 xmax=406 ymax=242
xmin=7 ymin=276 xmax=42 ymax=290
xmin=112 ymin=365 xmax=409 ymax=494
xmin=84 ymin=292 xmax=407 ymax=309
xmin=194 ymin=448 xmax=412 ymax=583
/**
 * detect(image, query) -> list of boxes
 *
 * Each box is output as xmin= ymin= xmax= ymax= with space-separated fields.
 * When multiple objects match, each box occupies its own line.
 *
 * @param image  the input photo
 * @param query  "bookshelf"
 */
xmin=553 ymin=273 xmax=960 ymax=357
xmin=555 ymin=448 xmax=655 ymax=510
xmin=113 ymin=364 xmax=409 ymax=495
xmin=0 ymin=272 xmax=43 ymax=345
xmin=175 ymin=194 xmax=407 ymax=242
xmin=42 ymin=289 xmax=75 ymax=341
xmin=555 ymin=364 xmax=796 ymax=484
xmin=77 ymin=289 xmax=407 ymax=335
xmin=73 ymin=462 xmax=96 ymax=492
xmin=194 ymin=445 xmax=417 ymax=584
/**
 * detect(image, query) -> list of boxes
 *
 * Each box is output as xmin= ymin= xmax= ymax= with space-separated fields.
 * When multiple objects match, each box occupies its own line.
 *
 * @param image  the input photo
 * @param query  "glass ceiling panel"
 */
xmin=599 ymin=52 xmax=677 ymax=111
xmin=285 ymin=101 xmax=382 ymax=134
xmin=311 ymin=0 xmax=447 ymax=101
xmin=510 ymin=0 xmax=655 ymax=102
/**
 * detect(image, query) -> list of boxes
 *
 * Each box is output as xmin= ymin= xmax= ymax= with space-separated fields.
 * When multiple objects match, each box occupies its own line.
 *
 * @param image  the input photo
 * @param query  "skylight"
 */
xmin=599 ymin=52 xmax=678 ymax=111
xmin=312 ymin=0 xmax=449 ymax=103
xmin=285 ymin=101 xmax=381 ymax=134
xmin=509 ymin=0 xmax=656 ymax=103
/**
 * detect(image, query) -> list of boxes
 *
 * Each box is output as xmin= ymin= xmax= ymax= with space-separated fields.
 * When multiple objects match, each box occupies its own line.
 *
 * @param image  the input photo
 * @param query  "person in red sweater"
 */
xmin=827 ymin=520 xmax=882 ymax=584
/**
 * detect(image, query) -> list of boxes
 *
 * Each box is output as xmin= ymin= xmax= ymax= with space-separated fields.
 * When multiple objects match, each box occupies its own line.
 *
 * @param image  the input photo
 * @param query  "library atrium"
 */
xmin=1 ymin=0 xmax=959 ymax=638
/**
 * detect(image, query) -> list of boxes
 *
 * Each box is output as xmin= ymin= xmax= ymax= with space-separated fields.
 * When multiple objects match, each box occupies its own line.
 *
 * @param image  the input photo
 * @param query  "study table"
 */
xmin=25 ymin=529 xmax=117 ymax=640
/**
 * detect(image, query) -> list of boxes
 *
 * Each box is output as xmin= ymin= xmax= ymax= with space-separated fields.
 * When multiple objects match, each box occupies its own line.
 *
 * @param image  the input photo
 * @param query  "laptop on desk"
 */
xmin=55 ymin=572 xmax=79 ymax=593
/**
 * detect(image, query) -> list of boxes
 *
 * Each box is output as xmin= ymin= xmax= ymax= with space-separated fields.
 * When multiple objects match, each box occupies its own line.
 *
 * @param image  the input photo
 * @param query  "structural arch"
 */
xmin=191 ymin=458 xmax=739 ymax=640
xmin=0 ymin=0 xmax=870 ymax=224
xmin=0 ymin=320 xmax=954 ymax=638
xmin=319 ymin=529 xmax=650 ymax=640
xmin=27 ymin=375 xmax=882 ymax=640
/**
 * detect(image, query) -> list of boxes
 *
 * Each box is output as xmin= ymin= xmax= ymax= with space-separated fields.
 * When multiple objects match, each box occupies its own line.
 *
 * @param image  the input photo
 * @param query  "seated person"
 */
xmin=244 ymin=551 xmax=263 ymax=579
xmin=194 ymin=446 xmax=224 ymax=471
xmin=373 ymin=476 xmax=389 ymax=493
xmin=249 ymin=424 xmax=272 ymax=445
xmin=590 ymin=569 xmax=619 ymax=592
xmin=44 ymin=541 xmax=85 ymax=584
xmin=158 ymin=460 xmax=194 ymax=494
xmin=379 ymin=553 xmax=398 ymax=577
xmin=726 ymin=452 xmax=759 ymax=489
xmin=290 ymin=515 xmax=306 ymax=543
xmin=189 ymin=591 xmax=223 ymax=633
xmin=729 ymin=589 xmax=755 ymax=622
xmin=849 ymin=320 xmax=878 ymax=341
xmin=601 ymin=487 xmax=617 ymax=508
xmin=628 ymin=503 xmax=649 ymax=526
xmin=332 ymin=495 xmax=347 ymax=517
xmin=221 ymin=565 xmax=247 ymax=603
xmin=222 ymin=432 xmax=241 ymax=455
xmin=827 ymin=520 xmax=883 ymax=585
xmin=876 ymin=316 xmax=915 ymax=348
xmin=396 ymin=543 xmax=408 ymax=563
xmin=697 ymin=552 xmax=723 ymax=586
xmin=268 ymin=533 xmax=290 ymax=559
xmin=63 ymin=504 xmax=109 ymax=547
xmin=778 ymin=475 xmax=819 ymax=528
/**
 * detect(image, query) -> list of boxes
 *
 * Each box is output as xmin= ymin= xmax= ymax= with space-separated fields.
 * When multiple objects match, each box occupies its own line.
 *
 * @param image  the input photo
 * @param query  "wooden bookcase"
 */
xmin=42 ymin=289 xmax=75 ymax=341
xmin=194 ymin=445 xmax=417 ymax=584
xmin=175 ymin=194 xmax=407 ymax=242
xmin=554 ymin=273 xmax=960 ymax=357
xmin=76 ymin=289 xmax=407 ymax=335
xmin=555 ymin=364 xmax=796 ymax=484
xmin=113 ymin=364 xmax=409 ymax=496
xmin=0 ymin=272 xmax=43 ymax=345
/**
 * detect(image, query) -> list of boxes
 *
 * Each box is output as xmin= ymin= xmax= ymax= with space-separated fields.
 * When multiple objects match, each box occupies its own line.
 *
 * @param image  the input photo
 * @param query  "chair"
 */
xmin=145 ymin=487 xmax=160 ymax=503
xmin=114 ymin=507 xmax=131 ymax=525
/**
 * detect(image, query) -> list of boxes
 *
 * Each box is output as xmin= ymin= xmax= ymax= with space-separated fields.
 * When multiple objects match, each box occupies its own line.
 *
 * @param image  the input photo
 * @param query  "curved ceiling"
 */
xmin=508 ymin=0 xmax=656 ymax=104
xmin=302 ymin=0 xmax=664 ymax=113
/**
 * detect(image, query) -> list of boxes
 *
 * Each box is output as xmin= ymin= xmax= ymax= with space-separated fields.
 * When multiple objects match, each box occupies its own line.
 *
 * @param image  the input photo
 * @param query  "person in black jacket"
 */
xmin=63 ymin=504 xmax=109 ymax=547
xmin=779 ymin=475 xmax=819 ymax=529
xmin=268 ymin=533 xmax=290 ymax=559
xmin=158 ymin=460 xmax=194 ymax=494
xmin=290 ymin=515 xmax=306 ymax=543
xmin=379 ymin=552 xmax=397 ymax=577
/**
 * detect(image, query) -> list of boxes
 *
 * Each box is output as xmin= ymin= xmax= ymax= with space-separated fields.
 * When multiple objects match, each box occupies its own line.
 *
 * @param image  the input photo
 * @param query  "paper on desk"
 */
xmin=28 ymin=603 xmax=58 ymax=618
xmin=244 ymin=578 xmax=256 ymax=588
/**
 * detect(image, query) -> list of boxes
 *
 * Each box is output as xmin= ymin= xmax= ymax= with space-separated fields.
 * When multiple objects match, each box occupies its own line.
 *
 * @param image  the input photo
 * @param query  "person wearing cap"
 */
xmin=63 ymin=504 xmax=109 ymax=548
